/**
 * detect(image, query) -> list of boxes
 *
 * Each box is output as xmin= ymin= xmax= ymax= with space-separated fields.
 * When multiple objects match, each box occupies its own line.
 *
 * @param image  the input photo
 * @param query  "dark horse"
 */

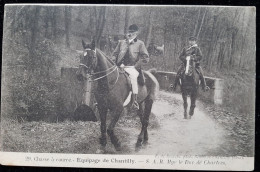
xmin=76 ymin=40 xmax=159 ymax=152
xmin=179 ymin=56 xmax=200 ymax=119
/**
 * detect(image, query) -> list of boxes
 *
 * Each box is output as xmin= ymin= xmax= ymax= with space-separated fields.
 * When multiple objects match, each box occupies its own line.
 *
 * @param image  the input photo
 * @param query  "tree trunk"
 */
xmin=162 ymin=21 xmax=168 ymax=70
xmin=217 ymin=42 xmax=224 ymax=69
xmin=87 ymin=8 xmax=95 ymax=40
xmin=29 ymin=6 xmax=41 ymax=64
xmin=95 ymin=7 xmax=106 ymax=48
xmin=64 ymin=6 xmax=72 ymax=48
xmin=51 ymin=7 xmax=58 ymax=42
xmin=228 ymin=10 xmax=240 ymax=69
xmin=124 ymin=7 xmax=130 ymax=34
xmin=229 ymin=28 xmax=238 ymax=68
xmin=44 ymin=7 xmax=50 ymax=38
xmin=193 ymin=8 xmax=201 ymax=36
xmin=196 ymin=9 xmax=207 ymax=38
xmin=206 ymin=15 xmax=217 ymax=70
xmin=239 ymin=11 xmax=249 ymax=68
xmin=76 ymin=7 xmax=84 ymax=22
xmin=220 ymin=43 xmax=226 ymax=69
xmin=145 ymin=9 xmax=153 ymax=47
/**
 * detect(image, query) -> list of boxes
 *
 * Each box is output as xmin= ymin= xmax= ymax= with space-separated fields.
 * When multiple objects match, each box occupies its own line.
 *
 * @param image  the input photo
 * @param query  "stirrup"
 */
xmin=132 ymin=101 xmax=139 ymax=110
xmin=172 ymin=85 xmax=177 ymax=91
xmin=203 ymin=86 xmax=210 ymax=92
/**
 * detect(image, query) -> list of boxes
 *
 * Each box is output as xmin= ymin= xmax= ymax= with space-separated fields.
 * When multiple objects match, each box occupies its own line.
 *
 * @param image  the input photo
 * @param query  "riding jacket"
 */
xmin=179 ymin=44 xmax=202 ymax=66
xmin=112 ymin=39 xmax=149 ymax=70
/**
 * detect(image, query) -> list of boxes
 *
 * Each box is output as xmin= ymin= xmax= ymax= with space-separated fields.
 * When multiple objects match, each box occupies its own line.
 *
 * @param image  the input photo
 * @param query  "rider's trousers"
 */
xmin=124 ymin=66 xmax=139 ymax=94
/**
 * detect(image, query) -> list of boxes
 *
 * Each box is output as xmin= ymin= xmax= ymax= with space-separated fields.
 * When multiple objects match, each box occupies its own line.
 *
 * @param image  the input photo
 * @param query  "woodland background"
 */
xmin=1 ymin=5 xmax=255 ymax=122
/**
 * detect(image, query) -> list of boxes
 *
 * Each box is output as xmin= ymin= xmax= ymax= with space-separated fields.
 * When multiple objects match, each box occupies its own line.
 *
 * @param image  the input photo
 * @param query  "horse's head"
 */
xmin=76 ymin=40 xmax=97 ymax=81
xmin=184 ymin=56 xmax=196 ymax=77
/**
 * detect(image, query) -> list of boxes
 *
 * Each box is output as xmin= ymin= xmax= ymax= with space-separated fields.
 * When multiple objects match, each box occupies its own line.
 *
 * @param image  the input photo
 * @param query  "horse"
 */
xmin=76 ymin=40 xmax=159 ymax=153
xmin=179 ymin=56 xmax=200 ymax=119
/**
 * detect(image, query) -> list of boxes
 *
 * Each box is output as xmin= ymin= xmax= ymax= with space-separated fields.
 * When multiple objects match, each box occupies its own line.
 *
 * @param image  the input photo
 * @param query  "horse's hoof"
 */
xmin=115 ymin=145 xmax=122 ymax=152
xmin=135 ymin=141 xmax=142 ymax=151
xmin=143 ymin=140 xmax=148 ymax=145
xmin=96 ymin=148 xmax=105 ymax=154
xmin=184 ymin=116 xmax=188 ymax=119
xmin=114 ymin=142 xmax=122 ymax=151
xmin=135 ymin=145 xmax=141 ymax=152
xmin=135 ymin=147 xmax=141 ymax=152
xmin=99 ymin=138 xmax=107 ymax=146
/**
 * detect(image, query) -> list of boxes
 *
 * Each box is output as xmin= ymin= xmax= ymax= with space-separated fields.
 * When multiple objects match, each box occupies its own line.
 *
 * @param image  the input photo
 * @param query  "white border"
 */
xmin=0 ymin=152 xmax=254 ymax=171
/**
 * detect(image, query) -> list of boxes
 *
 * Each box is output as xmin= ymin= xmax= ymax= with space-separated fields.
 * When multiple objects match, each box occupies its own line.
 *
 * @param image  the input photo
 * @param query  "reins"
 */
xmin=79 ymin=63 xmax=116 ymax=75
xmin=90 ymin=66 xmax=118 ymax=82
xmin=80 ymin=49 xmax=119 ymax=84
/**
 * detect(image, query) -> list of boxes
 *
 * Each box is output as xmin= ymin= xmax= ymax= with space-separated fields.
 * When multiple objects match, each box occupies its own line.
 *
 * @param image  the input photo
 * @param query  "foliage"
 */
xmin=2 ymin=38 xmax=61 ymax=121
xmin=1 ymin=5 xmax=255 ymax=122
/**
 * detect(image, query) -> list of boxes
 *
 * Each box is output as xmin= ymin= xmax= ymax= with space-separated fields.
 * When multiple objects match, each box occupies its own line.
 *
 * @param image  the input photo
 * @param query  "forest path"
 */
xmin=123 ymin=91 xmax=225 ymax=155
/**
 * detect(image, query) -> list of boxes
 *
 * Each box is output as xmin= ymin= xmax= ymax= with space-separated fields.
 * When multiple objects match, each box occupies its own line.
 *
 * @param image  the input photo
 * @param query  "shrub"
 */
xmin=2 ymin=39 xmax=62 ymax=121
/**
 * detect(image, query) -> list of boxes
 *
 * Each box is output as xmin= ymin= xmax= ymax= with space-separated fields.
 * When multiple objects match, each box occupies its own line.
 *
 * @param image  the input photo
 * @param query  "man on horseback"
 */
xmin=173 ymin=36 xmax=210 ymax=92
xmin=112 ymin=24 xmax=149 ymax=110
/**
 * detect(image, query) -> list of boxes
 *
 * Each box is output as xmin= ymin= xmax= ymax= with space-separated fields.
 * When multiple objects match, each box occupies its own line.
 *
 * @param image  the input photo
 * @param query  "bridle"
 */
xmin=79 ymin=48 xmax=119 ymax=85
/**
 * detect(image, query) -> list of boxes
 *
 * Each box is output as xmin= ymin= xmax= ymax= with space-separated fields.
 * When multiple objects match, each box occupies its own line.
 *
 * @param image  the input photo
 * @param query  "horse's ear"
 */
xmin=82 ymin=40 xmax=87 ymax=49
xmin=91 ymin=40 xmax=96 ymax=50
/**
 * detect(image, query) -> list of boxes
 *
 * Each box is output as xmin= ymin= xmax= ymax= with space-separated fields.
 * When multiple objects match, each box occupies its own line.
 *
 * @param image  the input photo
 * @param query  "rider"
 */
xmin=173 ymin=36 xmax=210 ymax=91
xmin=112 ymin=24 xmax=149 ymax=110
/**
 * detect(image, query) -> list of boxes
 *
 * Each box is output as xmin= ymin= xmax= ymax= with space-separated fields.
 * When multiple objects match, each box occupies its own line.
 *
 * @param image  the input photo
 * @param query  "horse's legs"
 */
xmin=189 ymin=90 xmax=197 ymax=117
xmin=143 ymin=98 xmax=153 ymax=144
xmin=98 ymin=107 xmax=108 ymax=148
xmin=182 ymin=91 xmax=188 ymax=119
xmin=136 ymin=102 xmax=144 ymax=151
xmin=107 ymin=106 xmax=124 ymax=151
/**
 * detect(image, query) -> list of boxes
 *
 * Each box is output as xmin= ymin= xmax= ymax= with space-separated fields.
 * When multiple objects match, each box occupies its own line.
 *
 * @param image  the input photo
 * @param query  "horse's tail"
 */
xmin=145 ymin=69 xmax=160 ymax=100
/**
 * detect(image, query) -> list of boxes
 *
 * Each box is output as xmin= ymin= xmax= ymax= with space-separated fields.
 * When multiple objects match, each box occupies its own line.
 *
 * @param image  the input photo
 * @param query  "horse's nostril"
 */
xmin=77 ymin=74 xmax=83 ymax=81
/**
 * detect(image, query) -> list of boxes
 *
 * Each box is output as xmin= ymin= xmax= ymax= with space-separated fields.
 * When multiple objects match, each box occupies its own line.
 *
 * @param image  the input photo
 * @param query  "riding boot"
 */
xmin=131 ymin=94 xmax=139 ymax=110
xmin=196 ymin=65 xmax=209 ymax=92
xmin=200 ymin=74 xmax=210 ymax=92
xmin=172 ymin=64 xmax=184 ymax=91
xmin=172 ymin=75 xmax=179 ymax=91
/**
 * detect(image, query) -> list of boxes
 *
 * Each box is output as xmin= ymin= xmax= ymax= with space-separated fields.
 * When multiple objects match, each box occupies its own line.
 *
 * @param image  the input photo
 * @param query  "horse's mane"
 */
xmin=96 ymin=49 xmax=115 ymax=66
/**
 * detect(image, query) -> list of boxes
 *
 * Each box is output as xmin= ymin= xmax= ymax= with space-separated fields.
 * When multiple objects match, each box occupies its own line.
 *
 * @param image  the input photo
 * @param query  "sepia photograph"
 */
xmin=0 ymin=4 xmax=255 ymax=170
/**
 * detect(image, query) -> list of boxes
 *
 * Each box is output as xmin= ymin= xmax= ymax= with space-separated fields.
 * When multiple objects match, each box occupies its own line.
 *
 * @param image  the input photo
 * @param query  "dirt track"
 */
xmin=124 ymin=91 xmax=225 ymax=155
xmin=1 ymin=91 xmax=231 ymax=155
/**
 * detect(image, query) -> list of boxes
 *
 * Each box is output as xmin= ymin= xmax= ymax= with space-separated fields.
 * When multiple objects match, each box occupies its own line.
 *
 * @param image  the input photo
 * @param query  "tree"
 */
xmin=51 ymin=7 xmax=58 ymax=42
xmin=64 ymin=6 xmax=72 ymax=48
xmin=29 ymin=6 xmax=41 ymax=63
xmin=145 ymin=8 xmax=153 ymax=47
xmin=124 ymin=7 xmax=130 ymax=34
xmin=95 ymin=7 xmax=107 ymax=48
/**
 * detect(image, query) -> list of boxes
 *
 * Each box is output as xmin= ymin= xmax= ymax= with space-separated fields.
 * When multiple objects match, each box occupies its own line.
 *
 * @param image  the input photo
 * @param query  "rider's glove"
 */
xmin=135 ymin=62 xmax=141 ymax=70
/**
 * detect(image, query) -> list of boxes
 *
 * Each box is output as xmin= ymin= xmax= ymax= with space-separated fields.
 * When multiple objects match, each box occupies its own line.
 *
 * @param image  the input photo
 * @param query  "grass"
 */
xmin=201 ymin=69 xmax=255 ymax=157
xmin=1 ymin=109 xmax=159 ymax=154
xmin=1 ymin=119 xmax=100 ymax=153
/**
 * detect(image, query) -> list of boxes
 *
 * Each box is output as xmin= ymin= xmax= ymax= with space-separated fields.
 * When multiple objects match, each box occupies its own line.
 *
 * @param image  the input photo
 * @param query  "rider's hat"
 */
xmin=128 ymin=24 xmax=139 ymax=33
xmin=188 ymin=36 xmax=197 ymax=41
